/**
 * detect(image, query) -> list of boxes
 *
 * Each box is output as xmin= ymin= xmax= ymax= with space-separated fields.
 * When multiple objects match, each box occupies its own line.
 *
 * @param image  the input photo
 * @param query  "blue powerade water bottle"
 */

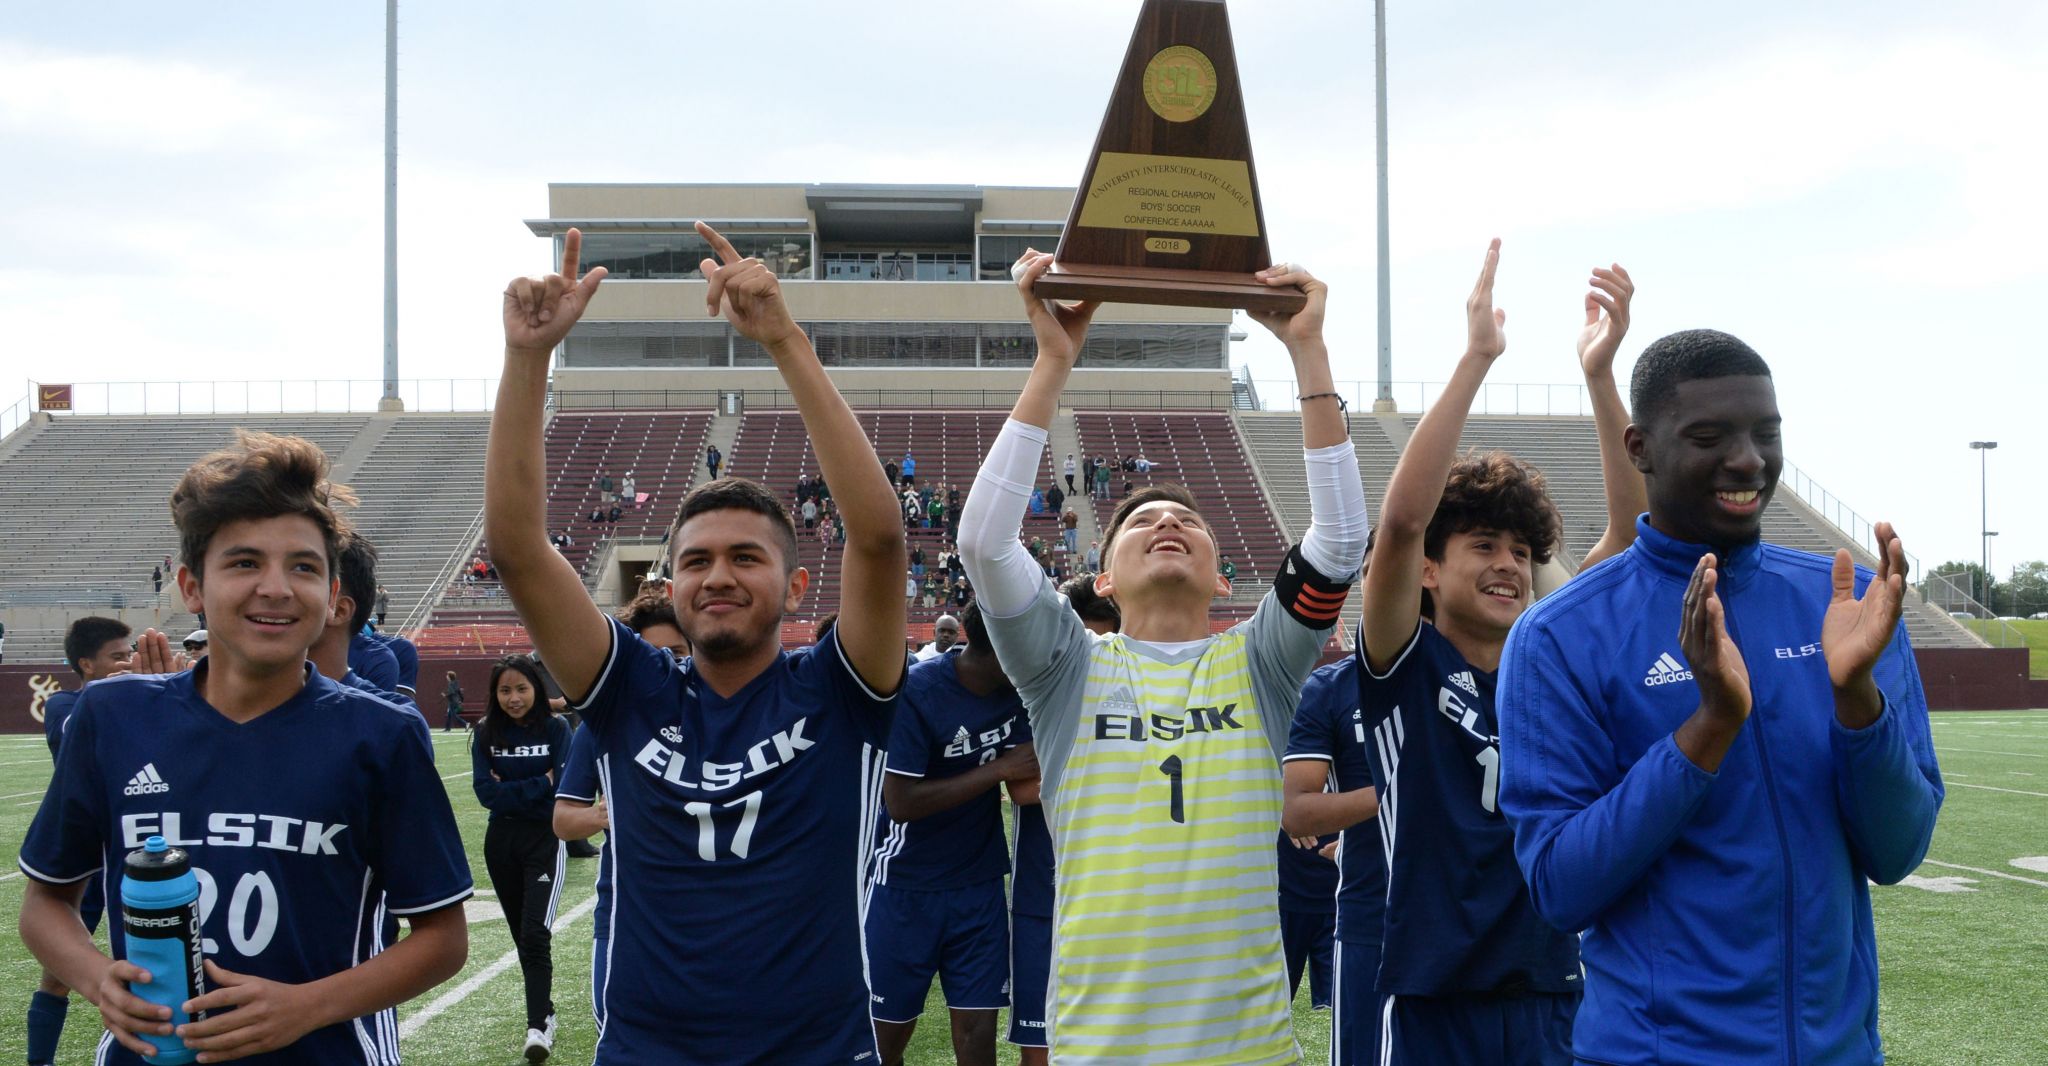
xmin=121 ymin=835 xmax=207 ymax=1065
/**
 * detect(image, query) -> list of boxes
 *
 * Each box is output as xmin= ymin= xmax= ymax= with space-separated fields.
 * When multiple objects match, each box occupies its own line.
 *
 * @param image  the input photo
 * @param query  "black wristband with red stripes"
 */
xmin=1272 ymin=543 xmax=1350 ymax=627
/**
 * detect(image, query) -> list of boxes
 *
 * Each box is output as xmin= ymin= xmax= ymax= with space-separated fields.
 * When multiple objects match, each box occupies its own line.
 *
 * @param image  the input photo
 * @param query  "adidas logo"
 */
xmin=536 ymin=873 xmax=551 ymax=883
xmin=1100 ymin=687 xmax=1140 ymax=713
xmin=1643 ymin=653 xmax=1694 ymax=687
xmin=1448 ymin=670 xmax=1479 ymax=698
xmin=953 ymin=726 xmax=972 ymax=744
xmin=123 ymin=763 xmax=170 ymax=796
xmin=659 ymin=726 xmax=684 ymax=745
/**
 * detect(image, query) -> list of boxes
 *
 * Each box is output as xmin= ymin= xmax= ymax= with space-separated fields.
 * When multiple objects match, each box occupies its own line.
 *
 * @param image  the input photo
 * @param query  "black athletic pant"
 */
xmin=485 ymin=818 xmax=563 ymax=1031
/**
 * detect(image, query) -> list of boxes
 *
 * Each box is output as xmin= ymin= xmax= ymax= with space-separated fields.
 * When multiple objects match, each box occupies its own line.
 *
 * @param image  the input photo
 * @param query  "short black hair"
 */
xmin=962 ymin=599 xmax=991 ymax=649
xmin=1059 ymin=572 xmax=1122 ymax=631
xmin=1101 ymin=482 xmax=1202 ymax=564
xmin=616 ymin=586 xmax=681 ymax=636
xmin=669 ymin=477 xmax=801 ymax=573
xmin=1630 ymin=329 xmax=1773 ymax=429
xmin=336 ymin=532 xmax=380 ymax=634
xmin=64 ymin=616 xmax=131 ymax=676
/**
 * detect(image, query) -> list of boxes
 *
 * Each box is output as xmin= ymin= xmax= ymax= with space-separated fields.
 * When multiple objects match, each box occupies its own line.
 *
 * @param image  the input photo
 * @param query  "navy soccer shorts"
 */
xmin=1380 ymin=989 xmax=1579 ymax=1066
xmin=1006 ymin=911 xmax=1052 ymax=1047
xmin=863 ymin=879 xmax=1010 ymax=1023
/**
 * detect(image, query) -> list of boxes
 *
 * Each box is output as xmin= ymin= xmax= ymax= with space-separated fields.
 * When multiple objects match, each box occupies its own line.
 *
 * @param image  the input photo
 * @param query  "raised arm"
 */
xmin=1360 ymin=240 xmax=1506 ymax=670
xmin=1248 ymin=263 xmax=1366 ymax=585
xmin=957 ymin=253 xmax=1100 ymax=617
xmin=1576 ymin=264 xmax=1646 ymax=571
xmin=488 ymin=229 xmax=613 ymax=702
xmin=694 ymin=222 xmax=904 ymax=693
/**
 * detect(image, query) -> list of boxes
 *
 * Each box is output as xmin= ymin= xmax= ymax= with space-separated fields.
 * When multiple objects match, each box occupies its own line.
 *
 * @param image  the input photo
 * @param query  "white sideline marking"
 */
xmin=440 ymin=771 xmax=473 ymax=781
xmin=0 ymin=758 xmax=54 ymax=768
xmin=0 ymin=871 xmax=21 ymax=882
xmin=1898 ymin=874 xmax=1977 ymax=894
xmin=1922 ymin=861 xmax=2048 ymax=890
xmin=1950 ymin=782 xmax=2048 ymax=798
xmin=1935 ymin=746 xmax=2045 ymax=759
xmin=399 ymin=893 xmax=598 ymax=1041
xmin=1 ymin=789 xmax=48 ymax=801
xmin=2011 ymin=857 xmax=2048 ymax=873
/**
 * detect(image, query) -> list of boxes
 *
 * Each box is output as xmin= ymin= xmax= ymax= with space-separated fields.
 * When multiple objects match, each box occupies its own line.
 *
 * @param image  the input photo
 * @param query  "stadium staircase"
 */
xmin=0 ymin=415 xmax=370 ymax=661
xmin=422 ymin=410 xmax=714 ymax=654
xmin=724 ymin=408 xmax=1059 ymax=643
xmin=1073 ymin=410 xmax=1291 ymax=631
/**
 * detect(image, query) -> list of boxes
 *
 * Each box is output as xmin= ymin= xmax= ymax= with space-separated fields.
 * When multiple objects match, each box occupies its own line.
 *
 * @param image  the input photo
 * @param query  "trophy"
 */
xmin=1032 ymin=0 xmax=1303 ymax=314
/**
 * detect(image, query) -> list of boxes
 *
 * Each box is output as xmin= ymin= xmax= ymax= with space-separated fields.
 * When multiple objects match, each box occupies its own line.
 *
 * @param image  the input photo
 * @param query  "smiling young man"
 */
xmin=17 ymin=431 xmax=471 ymax=1065
xmin=958 ymin=251 xmax=1366 ymax=1064
xmin=1497 ymin=329 xmax=1943 ymax=1065
xmin=1347 ymin=245 xmax=1655 ymax=1065
xmin=488 ymin=225 xmax=905 ymax=1064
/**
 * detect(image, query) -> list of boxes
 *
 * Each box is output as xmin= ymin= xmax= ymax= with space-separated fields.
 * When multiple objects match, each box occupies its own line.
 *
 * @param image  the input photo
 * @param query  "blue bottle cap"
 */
xmin=145 ymin=836 xmax=168 ymax=853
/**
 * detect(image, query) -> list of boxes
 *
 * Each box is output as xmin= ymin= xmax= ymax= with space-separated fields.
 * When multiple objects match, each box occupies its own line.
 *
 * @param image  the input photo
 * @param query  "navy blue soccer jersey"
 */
xmin=571 ymin=617 xmax=896 ymax=1066
xmin=17 ymin=663 xmax=472 ymax=1066
xmin=1359 ymin=623 xmax=1579 ymax=996
xmin=349 ymin=631 xmax=400 ymax=694
xmin=1277 ymin=829 xmax=1339 ymax=915
xmin=379 ymin=634 xmax=420 ymax=695
xmin=556 ymin=726 xmax=611 ymax=933
xmin=1284 ymin=656 xmax=1388 ymax=945
xmin=473 ymin=715 xmax=571 ymax=823
xmin=872 ymin=656 xmax=1022 ymax=889
xmin=43 ymin=688 xmax=80 ymax=758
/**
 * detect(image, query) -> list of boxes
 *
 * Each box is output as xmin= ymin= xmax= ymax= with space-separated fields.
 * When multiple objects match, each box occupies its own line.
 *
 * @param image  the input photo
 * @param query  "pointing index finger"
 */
xmin=562 ymin=228 xmax=583 ymax=281
xmin=695 ymin=220 xmax=741 ymax=266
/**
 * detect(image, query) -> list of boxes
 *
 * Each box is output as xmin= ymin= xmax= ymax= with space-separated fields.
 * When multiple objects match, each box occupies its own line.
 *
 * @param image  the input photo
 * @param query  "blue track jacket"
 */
xmin=1498 ymin=516 xmax=1942 ymax=1065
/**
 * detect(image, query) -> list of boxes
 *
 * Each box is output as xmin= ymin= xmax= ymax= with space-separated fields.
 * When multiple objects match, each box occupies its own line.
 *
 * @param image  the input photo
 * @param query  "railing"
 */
xmin=553 ymin=388 xmax=1241 ymax=411
xmin=402 ymin=507 xmax=488 ymax=635
xmin=26 ymin=379 xmax=501 ymax=416
xmin=1250 ymin=380 xmax=1595 ymax=416
xmin=1779 ymin=461 xmax=1923 ymax=578
xmin=1919 ymin=572 xmax=2022 ymax=648
xmin=0 ymin=392 xmax=31 ymax=443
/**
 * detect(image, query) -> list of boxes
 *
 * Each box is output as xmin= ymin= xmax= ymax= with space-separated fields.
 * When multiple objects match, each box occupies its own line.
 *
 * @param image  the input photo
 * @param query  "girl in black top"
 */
xmin=470 ymin=655 xmax=572 ymax=1061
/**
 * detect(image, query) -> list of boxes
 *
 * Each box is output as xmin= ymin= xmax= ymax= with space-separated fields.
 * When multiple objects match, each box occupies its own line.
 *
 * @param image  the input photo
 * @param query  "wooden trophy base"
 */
xmin=1034 ymin=262 xmax=1306 ymax=315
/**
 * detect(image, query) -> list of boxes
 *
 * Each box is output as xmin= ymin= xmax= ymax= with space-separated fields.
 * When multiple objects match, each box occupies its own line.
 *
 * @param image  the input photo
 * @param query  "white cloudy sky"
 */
xmin=0 ymin=1 xmax=2041 ymax=579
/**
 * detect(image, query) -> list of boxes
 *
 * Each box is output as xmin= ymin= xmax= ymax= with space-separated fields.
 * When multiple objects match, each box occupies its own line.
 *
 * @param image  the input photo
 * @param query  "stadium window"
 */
xmin=570 ymin=232 xmax=812 ymax=280
xmin=978 ymin=233 xmax=1061 ymax=280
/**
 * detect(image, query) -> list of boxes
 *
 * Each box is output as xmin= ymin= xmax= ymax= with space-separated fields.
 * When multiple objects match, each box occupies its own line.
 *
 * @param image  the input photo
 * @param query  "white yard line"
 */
xmin=0 ymin=871 xmax=21 ymax=882
xmin=1920 ymin=861 xmax=2048 ymax=890
xmin=1949 ymin=782 xmax=2048 ymax=799
xmin=1 ymin=789 xmax=48 ymax=801
xmin=1935 ymin=746 xmax=2046 ymax=759
xmin=440 ymin=771 xmax=473 ymax=782
xmin=398 ymin=893 xmax=598 ymax=1041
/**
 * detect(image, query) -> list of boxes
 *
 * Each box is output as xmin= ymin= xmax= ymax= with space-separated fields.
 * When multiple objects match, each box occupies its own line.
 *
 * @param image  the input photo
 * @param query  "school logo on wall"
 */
xmin=28 ymin=674 xmax=61 ymax=724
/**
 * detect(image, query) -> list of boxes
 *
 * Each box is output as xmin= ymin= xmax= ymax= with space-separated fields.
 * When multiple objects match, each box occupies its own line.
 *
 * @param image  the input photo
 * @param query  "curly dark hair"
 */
xmin=1630 ymin=329 xmax=1773 ymax=430
xmin=171 ymin=430 xmax=357 ymax=579
xmin=615 ymin=585 xmax=681 ymax=637
xmin=1424 ymin=450 xmax=1560 ymax=565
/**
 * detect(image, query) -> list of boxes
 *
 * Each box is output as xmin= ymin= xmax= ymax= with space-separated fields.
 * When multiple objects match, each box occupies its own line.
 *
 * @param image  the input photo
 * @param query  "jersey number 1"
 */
xmin=1159 ymin=756 xmax=1186 ymax=824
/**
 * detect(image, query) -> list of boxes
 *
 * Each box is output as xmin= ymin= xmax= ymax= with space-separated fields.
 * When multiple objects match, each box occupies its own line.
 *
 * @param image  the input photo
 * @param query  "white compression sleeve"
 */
xmin=1301 ymin=438 xmax=1369 ymax=579
xmin=956 ymin=418 xmax=1051 ymax=618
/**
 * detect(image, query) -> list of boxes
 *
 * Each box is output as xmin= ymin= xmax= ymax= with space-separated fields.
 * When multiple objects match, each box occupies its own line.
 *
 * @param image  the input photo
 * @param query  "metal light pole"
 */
xmin=378 ymin=0 xmax=405 ymax=412
xmin=1371 ymin=0 xmax=1395 ymax=412
xmin=1970 ymin=440 xmax=1997 ymax=605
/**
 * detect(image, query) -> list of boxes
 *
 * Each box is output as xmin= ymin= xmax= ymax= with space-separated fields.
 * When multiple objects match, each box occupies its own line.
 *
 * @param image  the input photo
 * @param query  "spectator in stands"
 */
xmin=885 ymin=459 xmax=900 ymax=488
xmin=444 ymin=671 xmax=467 ymax=731
xmin=1085 ymin=539 xmax=1101 ymax=572
xmin=621 ymin=471 xmax=637 ymax=508
xmin=922 ymin=573 xmax=941 ymax=610
xmin=181 ymin=629 xmax=207 ymax=659
xmin=375 ymin=585 xmax=391 ymax=627
xmin=906 ymin=570 xmax=919 ymax=607
xmin=551 ymin=530 xmax=572 ymax=550
xmin=950 ymin=577 xmax=971 ymax=610
xmin=607 ymin=504 xmax=623 ymax=524
xmin=802 ymin=498 xmax=820 ymax=530
xmin=1029 ymin=487 xmax=1045 ymax=516
xmin=706 ymin=444 xmax=723 ymax=480
xmin=1121 ymin=455 xmax=1135 ymax=472
xmin=1045 ymin=481 xmax=1065 ymax=515
xmin=947 ymin=484 xmax=962 ymax=513
xmin=796 ymin=473 xmax=812 ymax=504
xmin=1133 ymin=456 xmax=1155 ymax=473
xmin=1220 ymin=555 xmax=1237 ymax=584
xmin=1061 ymin=509 xmax=1080 ymax=555
xmin=1123 ymin=478 xmax=1134 ymax=499
xmin=914 ymin=615 xmax=962 ymax=661
xmin=152 ymin=565 xmax=163 ymax=595
xmin=901 ymin=451 xmax=916 ymax=487
xmin=927 ymin=495 xmax=945 ymax=531
xmin=1093 ymin=460 xmax=1112 ymax=500
xmin=600 ymin=473 xmax=615 ymax=503
xmin=1064 ymin=453 xmax=1078 ymax=494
